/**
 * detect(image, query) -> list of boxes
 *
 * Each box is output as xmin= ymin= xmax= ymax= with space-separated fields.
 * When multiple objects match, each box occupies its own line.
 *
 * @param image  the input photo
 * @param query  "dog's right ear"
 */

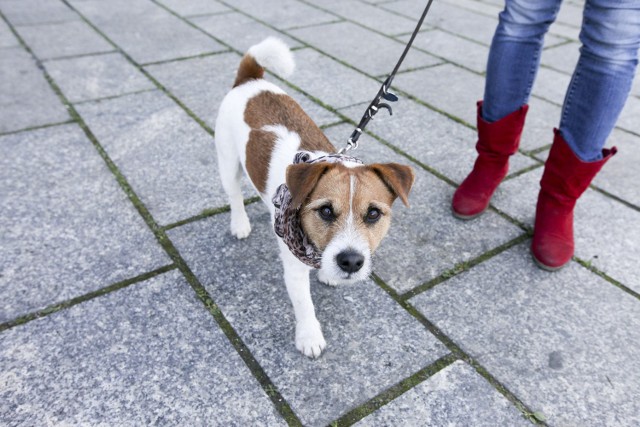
xmin=286 ymin=162 xmax=331 ymax=209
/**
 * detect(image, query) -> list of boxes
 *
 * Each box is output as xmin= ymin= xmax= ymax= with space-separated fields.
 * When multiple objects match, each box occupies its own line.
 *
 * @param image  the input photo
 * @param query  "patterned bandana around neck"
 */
xmin=272 ymin=151 xmax=364 ymax=268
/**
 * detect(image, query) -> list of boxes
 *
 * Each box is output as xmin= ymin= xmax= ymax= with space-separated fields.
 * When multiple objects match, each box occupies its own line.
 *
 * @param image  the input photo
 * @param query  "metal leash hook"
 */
xmin=339 ymin=0 xmax=435 ymax=154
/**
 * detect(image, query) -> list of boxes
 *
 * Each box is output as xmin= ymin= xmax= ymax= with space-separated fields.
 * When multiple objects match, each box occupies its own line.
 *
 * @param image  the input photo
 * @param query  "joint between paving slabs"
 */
xmin=0 ymin=264 xmax=177 ymax=333
xmin=139 ymin=49 xmax=233 ymax=67
xmin=41 ymin=49 xmax=118 ymax=64
xmin=0 ymin=119 xmax=76 ymax=137
xmin=329 ymin=353 xmax=459 ymax=426
xmin=162 ymin=196 xmax=261 ymax=232
xmin=371 ymin=273 xmax=548 ymax=426
xmin=574 ymin=257 xmax=640 ymax=302
xmin=7 ymin=9 xmax=303 ymax=424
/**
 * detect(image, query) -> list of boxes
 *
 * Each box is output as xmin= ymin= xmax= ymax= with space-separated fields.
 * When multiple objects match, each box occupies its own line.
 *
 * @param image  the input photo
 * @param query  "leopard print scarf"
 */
xmin=272 ymin=151 xmax=363 ymax=268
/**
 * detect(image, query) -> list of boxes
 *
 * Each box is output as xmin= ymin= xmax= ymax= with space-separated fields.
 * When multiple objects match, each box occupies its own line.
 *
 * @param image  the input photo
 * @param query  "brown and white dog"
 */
xmin=215 ymin=38 xmax=415 ymax=358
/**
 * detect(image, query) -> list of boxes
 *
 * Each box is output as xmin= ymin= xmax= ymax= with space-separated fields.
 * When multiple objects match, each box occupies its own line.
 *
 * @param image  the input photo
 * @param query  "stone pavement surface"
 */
xmin=1 ymin=0 xmax=638 ymax=425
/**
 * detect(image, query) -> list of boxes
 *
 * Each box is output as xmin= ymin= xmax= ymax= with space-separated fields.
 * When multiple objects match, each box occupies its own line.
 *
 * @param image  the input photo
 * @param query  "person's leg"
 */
xmin=483 ymin=0 xmax=563 ymax=122
xmin=452 ymin=0 xmax=561 ymax=219
xmin=558 ymin=0 xmax=640 ymax=161
xmin=532 ymin=0 xmax=640 ymax=270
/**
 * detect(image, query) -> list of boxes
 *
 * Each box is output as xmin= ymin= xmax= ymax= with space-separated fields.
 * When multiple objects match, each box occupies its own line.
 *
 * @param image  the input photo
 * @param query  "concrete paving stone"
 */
xmin=540 ymin=41 xmax=580 ymax=75
xmin=0 ymin=17 xmax=18 ymax=48
xmin=0 ymin=0 xmax=77 ymax=26
xmin=0 ymin=47 xmax=69 ymax=133
xmin=542 ymin=32 xmax=570 ymax=49
xmin=76 ymin=90 xmax=246 ymax=226
xmin=618 ymin=94 xmax=640 ymax=135
xmin=323 ymin=124 xmax=524 ymax=293
xmin=167 ymin=203 xmax=448 ymax=426
xmin=45 ymin=52 xmax=155 ymax=103
xmin=492 ymin=168 xmax=640 ymax=292
xmin=411 ymin=243 xmax=640 ymax=426
xmin=0 ymin=270 xmax=285 ymax=426
xmin=304 ymin=0 xmax=423 ymax=36
xmin=190 ymin=12 xmax=302 ymax=53
xmin=531 ymin=66 xmax=571 ymax=105
xmin=156 ymin=0 xmax=230 ymax=17
xmin=394 ymin=63 xmax=484 ymax=126
xmin=593 ymin=129 xmax=640 ymax=208
xmin=555 ymin=1 xmax=583 ymax=28
xmin=547 ymin=20 xmax=580 ymax=41
xmin=0 ymin=124 xmax=169 ymax=322
xmin=284 ymin=48 xmax=381 ymax=109
xmin=16 ymin=20 xmax=113 ymax=60
xmin=441 ymin=0 xmax=504 ymax=18
xmin=289 ymin=21 xmax=441 ymax=77
xmin=356 ymin=361 xmax=529 ymax=426
xmin=336 ymin=101 xmax=537 ymax=185
xmin=68 ymin=0 xmax=226 ymax=65
xmin=228 ymin=0 xmax=337 ymax=31
xmin=519 ymin=96 xmax=562 ymax=152
xmin=145 ymin=51 xmax=340 ymax=130
xmin=631 ymin=72 xmax=640 ymax=97
xmin=402 ymin=28 xmax=489 ymax=73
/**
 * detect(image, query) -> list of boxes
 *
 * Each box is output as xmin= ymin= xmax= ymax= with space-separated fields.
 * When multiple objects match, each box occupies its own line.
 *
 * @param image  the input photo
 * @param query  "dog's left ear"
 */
xmin=286 ymin=162 xmax=332 ymax=209
xmin=368 ymin=163 xmax=415 ymax=206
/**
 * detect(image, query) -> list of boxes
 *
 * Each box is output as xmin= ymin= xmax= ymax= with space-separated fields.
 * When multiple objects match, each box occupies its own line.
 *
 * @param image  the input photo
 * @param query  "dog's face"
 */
xmin=286 ymin=161 xmax=415 ymax=284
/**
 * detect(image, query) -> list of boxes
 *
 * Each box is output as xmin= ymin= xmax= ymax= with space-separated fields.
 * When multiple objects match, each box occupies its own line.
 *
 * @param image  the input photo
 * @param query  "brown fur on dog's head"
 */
xmin=286 ymin=161 xmax=414 ymax=283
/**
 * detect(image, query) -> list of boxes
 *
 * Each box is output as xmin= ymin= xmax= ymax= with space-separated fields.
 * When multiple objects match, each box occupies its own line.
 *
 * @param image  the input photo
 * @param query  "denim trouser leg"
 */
xmin=483 ymin=0 xmax=562 ymax=122
xmin=484 ymin=0 xmax=640 ymax=161
xmin=559 ymin=0 xmax=640 ymax=161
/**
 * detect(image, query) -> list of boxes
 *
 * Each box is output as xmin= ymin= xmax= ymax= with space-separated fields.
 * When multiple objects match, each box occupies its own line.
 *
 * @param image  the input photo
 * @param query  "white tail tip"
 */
xmin=247 ymin=37 xmax=295 ymax=77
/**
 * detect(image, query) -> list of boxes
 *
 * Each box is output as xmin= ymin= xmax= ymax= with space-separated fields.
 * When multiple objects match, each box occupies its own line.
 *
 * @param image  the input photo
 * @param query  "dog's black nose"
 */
xmin=336 ymin=251 xmax=365 ymax=273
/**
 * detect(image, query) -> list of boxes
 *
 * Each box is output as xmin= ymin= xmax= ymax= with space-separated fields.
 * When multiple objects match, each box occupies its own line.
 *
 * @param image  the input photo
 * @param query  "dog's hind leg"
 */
xmin=277 ymin=239 xmax=326 ymax=358
xmin=215 ymin=130 xmax=251 ymax=239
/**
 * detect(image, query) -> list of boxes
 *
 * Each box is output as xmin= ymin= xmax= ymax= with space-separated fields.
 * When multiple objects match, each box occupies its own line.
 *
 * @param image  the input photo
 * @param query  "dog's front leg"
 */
xmin=277 ymin=239 xmax=326 ymax=358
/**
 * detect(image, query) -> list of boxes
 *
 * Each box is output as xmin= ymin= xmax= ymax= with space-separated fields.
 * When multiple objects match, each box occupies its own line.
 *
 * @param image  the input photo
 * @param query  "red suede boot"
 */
xmin=531 ymin=130 xmax=617 ymax=271
xmin=452 ymin=101 xmax=529 ymax=219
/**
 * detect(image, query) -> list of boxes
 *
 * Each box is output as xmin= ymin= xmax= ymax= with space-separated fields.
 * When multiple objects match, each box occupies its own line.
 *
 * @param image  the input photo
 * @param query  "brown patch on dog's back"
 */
xmin=245 ymin=129 xmax=276 ymax=193
xmin=245 ymin=92 xmax=335 ymax=153
xmin=234 ymin=54 xmax=264 ymax=87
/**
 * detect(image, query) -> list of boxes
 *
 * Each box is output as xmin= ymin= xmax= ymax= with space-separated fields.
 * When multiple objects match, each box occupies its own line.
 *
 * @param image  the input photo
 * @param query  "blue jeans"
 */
xmin=483 ymin=0 xmax=640 ymax=161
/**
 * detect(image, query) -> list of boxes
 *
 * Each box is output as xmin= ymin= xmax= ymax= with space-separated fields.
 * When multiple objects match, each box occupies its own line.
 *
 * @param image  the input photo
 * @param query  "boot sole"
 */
xmin=451 ymin=206 xmax=487 ymax=220
xmin=531 ymin=253 xmax=567 ymax=272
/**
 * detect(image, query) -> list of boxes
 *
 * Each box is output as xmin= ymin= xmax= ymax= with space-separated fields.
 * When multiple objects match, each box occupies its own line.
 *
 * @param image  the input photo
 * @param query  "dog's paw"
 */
xmin=230 ymin=213 xmax=251 ymax=239
xmin=317 ymin=269 xmax=339 ymax=287
xmin=295 ymin=320 xmax=326 ymax=359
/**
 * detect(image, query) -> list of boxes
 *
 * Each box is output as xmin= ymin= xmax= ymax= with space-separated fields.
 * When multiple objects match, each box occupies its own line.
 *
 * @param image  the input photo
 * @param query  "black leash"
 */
xmin=339 ymin=0 xmax=436 ymax=154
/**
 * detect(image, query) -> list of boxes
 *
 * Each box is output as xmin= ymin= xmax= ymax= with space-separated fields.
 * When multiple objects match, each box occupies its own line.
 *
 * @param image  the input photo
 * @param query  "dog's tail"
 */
xmin=233 ymin=37 xmax=295 ymax=88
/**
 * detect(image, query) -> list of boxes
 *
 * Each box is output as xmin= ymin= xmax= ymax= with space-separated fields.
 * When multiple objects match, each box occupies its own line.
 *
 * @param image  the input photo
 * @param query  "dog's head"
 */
xmin=286 ymin=160 xmax=414 ymax=284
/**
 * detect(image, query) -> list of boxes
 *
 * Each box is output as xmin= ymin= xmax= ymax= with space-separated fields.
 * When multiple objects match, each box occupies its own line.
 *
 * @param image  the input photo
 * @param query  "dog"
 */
xmin=215 ymin=38 xmax=415 ymax=358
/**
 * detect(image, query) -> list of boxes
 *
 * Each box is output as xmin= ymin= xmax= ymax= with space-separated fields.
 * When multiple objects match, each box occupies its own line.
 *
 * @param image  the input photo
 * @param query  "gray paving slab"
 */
xmin=0 ymin=0 xmax=78 ymax=26
xmin=556 ymin=1 xmax=584 ymax=28
xmin=156 ymin=0 xmax=229 ymax=17
xmin=45 ymin=52 xmax=155 ymax=103
xmin=394 ymin=63 xmax=484 ymax=126
xmin=411 ymin=243 xmax=640 ymax=426
xmin=76 ymin=90 xmax=246 ymax=227
xmin=531 ymin=66 xmax=571 ymax=105
xmin=356 ymin=361 xmax=529 ymax=426
xmin=618 ymin=94 xmax=640 ymax=135
xmin=190 ymin=12 xmax=302 ymax=53
xmin=0 ymin=124 xmax=169 ymax=322
xmin=441 ymin=0 xmax=504 ymax=18
xmin=284 ymin=48 xmax=381 ymax=109
xmin=145 ymin=51 xmax=340 ymax=130
xmin=0 ymin=17 xmax=18 ymax=48
xmin=168 ymin=203 xmax=448 ymax=426
xmin=519 ymin=96 xmax=562 ymax=152
xmin=227 ymin=0 xmax=337 ymax=31
xmin=289 ymin=21 xmax=441 ymax=77
xmin=632 ymin=73 xmax=640 ymax=97
xmin=492 ymin=168 xmax=640 ymax=292
xmin=336 ymin=102 xmax=537 ymax=185
xmin=401 ymin=28 xmax=489 ymax=73
xmin=540 ymin=41 xmax=580 ymax=75
xmin=593 ymin=129 xmax=640 ymax=208
xmin=0 ymin=47 xmax=69 ymax=133
xmin=323 ymin=124 xmax=524 ymax=293
xmin=304 ymin=0 xmax=423 ymax=36
xmin=68 ymin=0 xmax=226 ymax=65
xmin=16 ymin=20 xmax=113 ymax=60
xmin=0 ymin=270 xmax=285 ymax=426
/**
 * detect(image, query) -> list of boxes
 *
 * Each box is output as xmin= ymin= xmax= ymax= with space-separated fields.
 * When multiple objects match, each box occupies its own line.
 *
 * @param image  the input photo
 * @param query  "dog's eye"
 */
xmin=365 ymin=207 xmax=382 ymax=224
xmin=317 ymin=205 xmax=335 ymax=222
